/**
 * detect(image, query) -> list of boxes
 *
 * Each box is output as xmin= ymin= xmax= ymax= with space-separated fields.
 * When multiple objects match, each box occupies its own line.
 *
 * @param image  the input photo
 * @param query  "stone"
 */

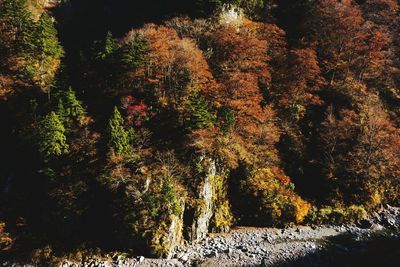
xmin=180 ymin=254 xmax=189 ymax=262
xmin=191 ymin=157 xmax=218 ymax=241
xmin=138 ymin=256 xmax=145 ymax=263
xmin=206 ymin=250 xmax=219 ymax=258
xmin=370 ymin=223 xmax=385 ymax=231
xmin=261 ymin=257 xmax=269 ymax=267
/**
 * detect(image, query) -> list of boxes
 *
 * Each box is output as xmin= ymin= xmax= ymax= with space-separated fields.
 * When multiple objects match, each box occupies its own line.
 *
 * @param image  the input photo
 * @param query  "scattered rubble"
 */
xmin=2 ymin=206 xmax=399 ymax=267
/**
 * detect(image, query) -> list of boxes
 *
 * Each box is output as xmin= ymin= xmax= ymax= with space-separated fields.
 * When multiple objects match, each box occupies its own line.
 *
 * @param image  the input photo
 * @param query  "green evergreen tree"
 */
xmin=120 ymin=33 xmax=149 ymax=71
xmin=56 ymin=99 xmax=68 ymax=123
xmin=0 ymin=0 xmax=35 ymax=56
xmin=94 ymin=31 xmax=120 ymax=61
xmin=23 ymin=12 xmax=63 ymax=91
xmin=56 ymin=87 xmax=86 ymax=122
xmin=219 ymin=107 xmax=235 ymax=134
xmin=7 ymin=10 xmax=64 ymax=90
xmin=35 ymin=12 xmax=63 ymax=59
xmin=188 ymin=94 xmax=216 ymax=130
xmin=37 ymin=111 xmax=69 ymax=161
xmin=107 ymin=107 xmax=131 ymax=155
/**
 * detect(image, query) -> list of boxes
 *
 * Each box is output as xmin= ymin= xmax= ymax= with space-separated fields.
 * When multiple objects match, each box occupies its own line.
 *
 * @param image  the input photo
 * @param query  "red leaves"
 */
xmin=121 ymin=95 xmax=149 ymax=126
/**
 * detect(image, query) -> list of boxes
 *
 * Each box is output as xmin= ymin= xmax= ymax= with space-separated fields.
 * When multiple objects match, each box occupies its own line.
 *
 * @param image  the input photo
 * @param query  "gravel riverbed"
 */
xmin=3 ymin=206 xmax=400 ymax=267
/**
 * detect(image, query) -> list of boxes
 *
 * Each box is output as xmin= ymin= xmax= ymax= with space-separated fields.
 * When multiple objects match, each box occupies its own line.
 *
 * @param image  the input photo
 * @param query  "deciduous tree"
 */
xmin=303 ymin=0 xmax=367 ymax=84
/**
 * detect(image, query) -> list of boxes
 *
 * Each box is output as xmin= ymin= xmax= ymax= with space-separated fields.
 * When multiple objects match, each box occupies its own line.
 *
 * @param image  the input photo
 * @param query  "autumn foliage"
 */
xmin=0 ymin=0 xmax=400 ymax=260
xmin=240 ymin=168 xmax=311 ymax=225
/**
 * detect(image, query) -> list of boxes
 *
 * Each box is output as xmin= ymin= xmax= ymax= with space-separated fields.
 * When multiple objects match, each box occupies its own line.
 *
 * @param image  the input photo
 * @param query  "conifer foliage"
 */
xmin=0 ymin=0 xmax=399 ymax=260
xmin=56 ymin=87 xmax=86 ymax=123
xmin=107 ymin=107 xmax=131 ymax=156
xmin=36 ymin=111 xmax=69 ymax=161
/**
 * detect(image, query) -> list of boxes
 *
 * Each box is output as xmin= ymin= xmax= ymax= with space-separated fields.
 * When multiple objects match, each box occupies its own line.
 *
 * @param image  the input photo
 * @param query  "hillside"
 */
xmin=0 ymin=0 xmax=400 ymax=265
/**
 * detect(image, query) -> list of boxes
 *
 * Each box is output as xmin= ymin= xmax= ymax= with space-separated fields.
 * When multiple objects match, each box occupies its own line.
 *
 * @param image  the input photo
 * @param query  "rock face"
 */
xmin=26 ymin=0 xmax=64 ymax=21
xmin=165 ymin=199 xmax=185 ymax=259
xmin=149 ymin=196 xmax=186 ymax=258
xmin=366 ymin=205 xmax=400 ymax=228
xmin=41 ymin=0 xmax=62 ymax=8
xmin=190 ymin=156 xmax=233 ymax=241
xmin=191 ymin=157 xmax=216 ymax=241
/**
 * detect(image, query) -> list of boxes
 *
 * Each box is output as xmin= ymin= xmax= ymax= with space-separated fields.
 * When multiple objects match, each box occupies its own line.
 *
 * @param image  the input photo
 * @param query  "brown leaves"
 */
xmin=304 ymin=0 xmax=368 ymax=84
xmin=206 ymin=23 xmax=281 ymax=168
xmin=129 ymin=24 xmax=219 ymax=111
xmin=362 ymin=0 xmax=399 ymax=26
xmin=320 ymin=93 xmax=400 ymax=207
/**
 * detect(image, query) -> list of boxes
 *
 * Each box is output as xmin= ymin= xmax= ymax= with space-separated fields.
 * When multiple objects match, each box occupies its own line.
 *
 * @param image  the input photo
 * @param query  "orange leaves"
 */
xmin=359 ymin=29 xmax=390 ymax=80
xmin=133 ymin=24 xmax=218 ymax=108
xmin=304 ymin=0 xmax=368 ymax=84
xmin=319 ymin=93 xmax=400 ymax=206
xmin=287 ymin=49 xmax=321 ymax=85
xmin=270 ymin=47 xmax=324 ymax=125
xmin=210 ymin=25 xmax=270 ymax=79
xmin=122 ymin=22 xmax=285 ymax=170
xmin=281 ymin=48 xmax=323 ymax=108
xmin=206 ymin=23 xmax=282 ymax=168
xmin=303 ymin=0 xmax=395 ymax=86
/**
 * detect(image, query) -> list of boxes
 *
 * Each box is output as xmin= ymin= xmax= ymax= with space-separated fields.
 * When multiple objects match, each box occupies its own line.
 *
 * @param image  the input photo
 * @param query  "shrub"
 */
xmin=306 ymin=205 xmax=367 ymax=225
xmin=240 ymin=168 xmax=311 ymax=226
xmin=346 ymin=205 xmax=367 ymax=223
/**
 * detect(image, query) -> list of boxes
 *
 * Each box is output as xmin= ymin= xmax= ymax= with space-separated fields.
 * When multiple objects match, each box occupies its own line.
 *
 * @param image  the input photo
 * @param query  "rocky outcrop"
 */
xmin=190 ymin=157 xmax=216 ymax=241
xmin=164 ymin=199 xmax=186 ymax=259
xmin=150 ymin=197 xmax=186 ymax=258
xmin=190 ymin=156 xmax=233 ymax=241
xmin=34 ymin=0 xmax=62 ymax=9
xmin=364 ymin=205 xmax=400 ymax=229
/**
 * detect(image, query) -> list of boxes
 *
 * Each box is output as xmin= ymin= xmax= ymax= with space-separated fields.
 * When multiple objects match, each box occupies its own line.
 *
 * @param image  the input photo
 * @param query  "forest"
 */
xmin=0 ymin=0 xmax=399 ymax=264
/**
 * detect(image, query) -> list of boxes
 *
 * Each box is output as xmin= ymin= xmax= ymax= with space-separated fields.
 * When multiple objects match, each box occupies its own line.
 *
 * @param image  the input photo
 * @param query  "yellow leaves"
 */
xmin=0 ymin=222 xmax=13 ymax=252
xmin=307 ymin=205 xmax=367 ymax=224
xmin=211 ymin=174 xmax=233 ymax=232
xmin=292 ymin=197 xmax=312 ymax=223
xmin=242 ymin=168 xmax=311 ymax=225
xmin=150 ymin=221 xmax=170 ymax=257
xmin=369 ymin=191 xmax=383 ymax=208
